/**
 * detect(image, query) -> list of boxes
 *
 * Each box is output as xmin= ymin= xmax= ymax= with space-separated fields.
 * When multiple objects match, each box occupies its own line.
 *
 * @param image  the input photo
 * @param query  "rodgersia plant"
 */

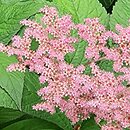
xmin=0 ymin=1 xmax=130 ymax=130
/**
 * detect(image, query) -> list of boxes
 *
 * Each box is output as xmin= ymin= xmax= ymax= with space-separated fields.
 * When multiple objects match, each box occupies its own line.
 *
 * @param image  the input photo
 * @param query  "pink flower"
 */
xmin=0 ymin=6 xmax=130 ymax=129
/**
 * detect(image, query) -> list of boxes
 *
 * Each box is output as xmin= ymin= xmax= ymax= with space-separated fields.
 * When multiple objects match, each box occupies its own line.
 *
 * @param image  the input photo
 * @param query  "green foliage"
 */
xmin=54 ymin=0 xmax=108 ymax=25
xmin=122 ymin=80 xmax=128 ymax=87
xmin=0 ymin=0 xmax=46 ymax=44
xmin=65 ymin=41 xmax=87 ymax=67
xmin=0 ymin=108 xmax=24 ymax=124
xmin=110 ymin=0 xmax=130 ymax=30
xmin=125 ymin=129 xmax=130 ymax=130
xmin=0 ymin=53 xmax=24 ymax=109
xmin=97 ymin=59 xmax=114 ymax=72
xmin=83 ymin=65 xmax=92 ymax=76
xmin=30 ymin=39 xmax=39 ymax=51
xmin=0 ymin=71 xmax=71 ymax=130
xmin=0 ymin=0 xmax=130 ymax=129
xmin=124 ymin=128 xmax=130 ymax=130
xmin=80 ymin=116 xmax=100 ymax=130
xmin=2 ymin=119 xmax=62 ymax=130
xmin=0 ymin=87 xmax=17 ymax=109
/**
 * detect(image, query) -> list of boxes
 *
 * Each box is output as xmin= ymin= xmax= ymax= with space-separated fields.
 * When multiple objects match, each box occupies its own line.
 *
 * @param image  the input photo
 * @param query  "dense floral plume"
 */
xmin=77 ymin=18 xmax=130 ymax=129
xmin=0 ymin=6 xmax=130 ymax=130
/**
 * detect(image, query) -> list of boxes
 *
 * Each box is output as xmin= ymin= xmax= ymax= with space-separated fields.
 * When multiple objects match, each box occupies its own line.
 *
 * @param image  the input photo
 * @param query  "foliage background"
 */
xmin=0 ymin=0 xmax=129 ymax=130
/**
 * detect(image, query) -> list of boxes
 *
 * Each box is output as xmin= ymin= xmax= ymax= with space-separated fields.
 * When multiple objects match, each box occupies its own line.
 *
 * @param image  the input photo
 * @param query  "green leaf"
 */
xmin=0 ymin=53 xmax=24 ymax=110
xmin=123 ymin=128 xmax=130 ymax=130
xmin=0 ymin=107 xmax=24 ymax=124
xmin=23 ymin=71 xmax=42 ymax=92
xmin=122 ymin=80 xmax=128 ymax=86
xmin=0 ymin=0 xmax=44 ymax=4
xmin=54 ymin=0 xmax=109 ymax=26
xmin=110 ymin=0 xmax=130 ymax=30
xmin=0 ymin=0 xmax=46 ymax=44
xmin=83 ymin=65 xmax=92 ymax=75
xmin=35 ymin=13 xmax=44 ymax=24
xmin=97 ymin=59 xmax=114 ymax=72
xmin=124 ymin=128 xmax=130 ymax=130
xmin=0 ymin=87 xmax=17 ymax=109
xmin=99 ymin=119 xmax=107 ymax=126
xmin=22 ymin=72 xmax=73 ymax=130
xmin=30 ymin=39 xmax=39 ymax=51
xmin=80 ymin=116 xmax=100 ymax=130
xmin=2 ymin=118 xmax=62 ymax=130
xmin=65 ymin=41 xmax=87 ymax=66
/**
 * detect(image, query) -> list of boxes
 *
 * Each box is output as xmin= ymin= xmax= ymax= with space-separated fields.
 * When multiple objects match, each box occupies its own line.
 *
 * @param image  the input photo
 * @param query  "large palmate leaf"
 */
xmin=0 ymin=0 xmax=46 ymax=44
xmin=54 ymin=0 xmax=109 ymax=67
xmin=22 ymin=72 xmax=73 ymax=130
xmin=110 ymin=0 xmax=130 ymax=30
xmin=2 ymin=119 xmax=62 ymax=130
xmin=0 ymin=53 xmax=24 ymax=110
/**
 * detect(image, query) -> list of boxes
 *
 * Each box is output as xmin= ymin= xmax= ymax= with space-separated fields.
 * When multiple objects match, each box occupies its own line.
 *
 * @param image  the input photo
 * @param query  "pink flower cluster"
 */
xmin=0 ymin=6 xmax=130 ymax=130
xmin=77 ymin=18 xmax=130 ymax=129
